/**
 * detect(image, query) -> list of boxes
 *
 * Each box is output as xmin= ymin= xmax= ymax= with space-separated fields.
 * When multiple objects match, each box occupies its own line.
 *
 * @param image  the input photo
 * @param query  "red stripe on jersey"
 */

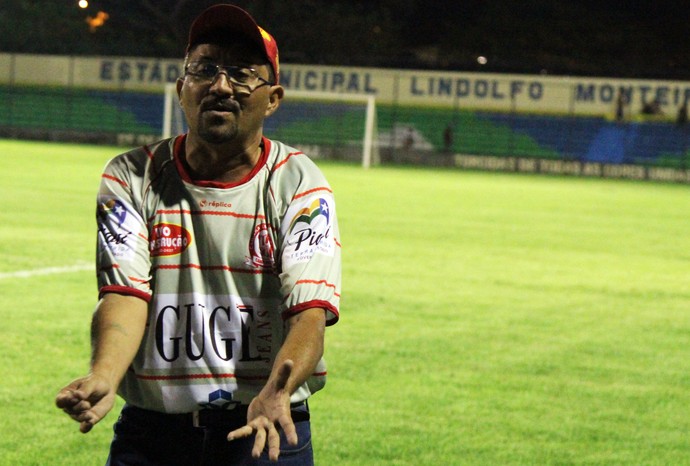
xmin=198 ymin=210 xmax=266 ymax=219
xmin=271 ymin=151 xmax=304 ymax=172
xmin=292 ymin=186 xmax=333 ymax=201
xmin=102 ymin=173 xmax=128 ymax=187
xmin=128 ymin=276 xmax=149 ymax=284
xmin=295 ymin=279 xmax=339 ymax=292
xmin=148 ymin=209 xmax=265 ymax=222
xmin=153 ymin=264 xmax=274 ymax=275
xmin=99 ymin=285 xmax=151 ymax=302
xmin=143 ymin=145 xmax=154 ymax=161
xmin=284 ymin=299 xmax=339 ymax=325
xmin=98 ymin=265 xmax=149 ymax=286
xmin=135 ymin=371 xmax=324 ymax=381
xmin=99 ymin=264 xmax=120 ymax=271
xmin=334 ymin=237 xmax=342 ymax=248
xmin=136 ymin=373 xmax=237 ymax=381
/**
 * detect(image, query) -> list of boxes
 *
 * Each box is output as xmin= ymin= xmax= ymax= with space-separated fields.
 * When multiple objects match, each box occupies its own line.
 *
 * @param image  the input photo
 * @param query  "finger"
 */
xmin=60 ymin=399 xmax=90 ymax=417
xmin=70 ymin=396 xmax=112 ymax=433
xmin=58 ymin=392 xmax=97 ymax=414
xmin=266 ymin=424 xmax=282 ymax=461
xmin=55 ymin=388 xmax=82 ymax=409
xmin=67 ymin=410 xmax=90 ymax=422
xmin=278 ymin=414 xmax=298 ymax=446
xmin=85 ymin=396 xmax=114 ymax=423
xmin=70 ymin=399 xmax=93 ymax=412
xmin=227 ymin=425 xmax=254 ymax=441
xmin=252 ymin=426 xmax=267 ymax=459
xmin=80 ymin=420 xmax=95 ymax=434
xmin=56 ymin=396 xmax=78 ymax=411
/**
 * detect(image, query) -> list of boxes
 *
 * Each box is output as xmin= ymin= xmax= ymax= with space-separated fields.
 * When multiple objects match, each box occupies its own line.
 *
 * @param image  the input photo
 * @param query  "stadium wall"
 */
xmin=1 ymin=53 xmax=689 ymax=182
xmin=3 ymin=53 xmax=690 ymax=116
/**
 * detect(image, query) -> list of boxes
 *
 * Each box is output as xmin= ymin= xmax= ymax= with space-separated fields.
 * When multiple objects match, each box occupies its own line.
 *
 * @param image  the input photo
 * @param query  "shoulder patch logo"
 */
xmin=284 ymin=197 xmax=334 ymax=263
xmin=288 ymin=198 xmax=330 ymax=234
xmin=98 ymin=198 xmax=128 ymax=225
xmin=97 ymin=197 xmax=140 ymax=260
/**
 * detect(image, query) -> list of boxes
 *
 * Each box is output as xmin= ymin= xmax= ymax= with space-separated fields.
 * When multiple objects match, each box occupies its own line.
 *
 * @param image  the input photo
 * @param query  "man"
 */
xmin=55 ymin=4 xmax=341 ymax=465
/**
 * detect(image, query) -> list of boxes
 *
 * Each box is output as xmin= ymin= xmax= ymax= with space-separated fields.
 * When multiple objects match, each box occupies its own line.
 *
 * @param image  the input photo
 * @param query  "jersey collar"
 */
xmin=173 ymin=135 xmax=271 ymax=189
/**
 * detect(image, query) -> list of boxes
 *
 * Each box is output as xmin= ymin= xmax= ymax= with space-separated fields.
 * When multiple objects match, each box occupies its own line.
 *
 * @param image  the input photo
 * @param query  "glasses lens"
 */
xmin=198 ymin=63 xmax=219 ymax=79
xmin=229 ymin=68 xmax=256 ymax=86
xmin=186 ymin=63 xmax=269 ymax=91
xmin=186 ymin=62 xmax=219 ymax=79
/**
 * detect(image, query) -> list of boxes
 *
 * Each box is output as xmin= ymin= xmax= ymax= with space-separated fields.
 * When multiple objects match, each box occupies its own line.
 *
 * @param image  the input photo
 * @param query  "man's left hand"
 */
xmin=227 ymin=359 xmax=298 ymax=461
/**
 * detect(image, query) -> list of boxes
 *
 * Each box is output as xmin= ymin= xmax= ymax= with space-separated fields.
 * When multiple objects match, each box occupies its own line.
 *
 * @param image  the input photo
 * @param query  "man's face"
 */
xmin=177 ymin=42 xmax=277 ymax=146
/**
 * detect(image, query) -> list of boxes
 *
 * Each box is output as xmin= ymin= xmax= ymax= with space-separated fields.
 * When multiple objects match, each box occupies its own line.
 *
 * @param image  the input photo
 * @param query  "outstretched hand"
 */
xmin=55 ymin=373 xmax=116 ymax=433
xmin=228 ymin=360 xmax=298 ymax=461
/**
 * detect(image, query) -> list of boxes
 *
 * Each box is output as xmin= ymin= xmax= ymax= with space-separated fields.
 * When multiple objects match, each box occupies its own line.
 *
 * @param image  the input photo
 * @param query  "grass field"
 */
xmin=1 ymin=139 xmax=689 ymax=465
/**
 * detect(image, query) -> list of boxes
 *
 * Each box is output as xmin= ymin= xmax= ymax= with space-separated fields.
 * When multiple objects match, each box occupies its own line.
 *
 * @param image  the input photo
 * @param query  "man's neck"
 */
xmin=183 ymin=137 xmax=263 ymax=184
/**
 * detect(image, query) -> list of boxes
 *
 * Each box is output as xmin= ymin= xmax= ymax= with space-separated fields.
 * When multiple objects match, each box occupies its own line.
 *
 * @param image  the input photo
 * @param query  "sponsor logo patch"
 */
xmin=284 ymin=197 xmax=334 ymax=263
xmin=150 ymin=223 xmax=192 ymax=256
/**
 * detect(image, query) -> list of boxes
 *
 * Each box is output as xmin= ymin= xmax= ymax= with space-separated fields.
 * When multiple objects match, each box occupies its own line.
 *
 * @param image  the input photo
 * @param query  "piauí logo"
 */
xmin=288 ymin=198 xmax=330 ymax=234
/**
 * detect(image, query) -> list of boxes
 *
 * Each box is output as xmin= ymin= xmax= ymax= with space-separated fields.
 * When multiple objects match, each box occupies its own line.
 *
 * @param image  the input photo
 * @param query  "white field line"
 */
xmin=0 ymin=262 xmax=93 ymax=280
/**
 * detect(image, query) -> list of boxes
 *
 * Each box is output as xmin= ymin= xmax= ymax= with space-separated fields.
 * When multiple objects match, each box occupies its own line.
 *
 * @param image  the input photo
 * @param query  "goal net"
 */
xmin=163 ymin=84 xmax=378 ymax=168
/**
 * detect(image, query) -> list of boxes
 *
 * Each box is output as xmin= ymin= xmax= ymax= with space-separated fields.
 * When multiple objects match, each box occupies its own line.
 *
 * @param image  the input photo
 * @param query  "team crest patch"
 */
xmin=246 ymin=223 xmax=277 ymax=271
xmin=150 ymin=223 xmax=192 ymax=257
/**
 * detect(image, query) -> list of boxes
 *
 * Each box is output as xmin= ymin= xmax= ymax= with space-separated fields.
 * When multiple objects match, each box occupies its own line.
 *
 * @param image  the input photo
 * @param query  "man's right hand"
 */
xmin=55 ymin=373 xmax=116 ymax=433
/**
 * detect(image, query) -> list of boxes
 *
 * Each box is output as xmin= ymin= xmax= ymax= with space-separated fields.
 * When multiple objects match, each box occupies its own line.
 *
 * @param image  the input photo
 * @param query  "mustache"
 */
xmin=200 ymin=98 xmax=240 ymax=112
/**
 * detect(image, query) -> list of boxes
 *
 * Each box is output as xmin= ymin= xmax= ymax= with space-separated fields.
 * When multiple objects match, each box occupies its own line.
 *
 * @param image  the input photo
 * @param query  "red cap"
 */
xmin=186 ymin=4 xmax=280 ymax=83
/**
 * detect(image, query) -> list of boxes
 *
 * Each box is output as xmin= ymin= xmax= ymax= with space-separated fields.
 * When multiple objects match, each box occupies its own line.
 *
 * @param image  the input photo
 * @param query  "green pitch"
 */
xmin=1 ymin=139 xmax=689 ymax=465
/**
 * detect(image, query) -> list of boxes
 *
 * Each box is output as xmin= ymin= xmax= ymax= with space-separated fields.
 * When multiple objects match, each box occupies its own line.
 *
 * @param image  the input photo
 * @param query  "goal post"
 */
xmin=282 ymin=90 xmax=378 ymax=168
xmin=162 ymin=83 xmax=378 ymax=168
xmin=162 ymin=82 xmax=187 ymax=139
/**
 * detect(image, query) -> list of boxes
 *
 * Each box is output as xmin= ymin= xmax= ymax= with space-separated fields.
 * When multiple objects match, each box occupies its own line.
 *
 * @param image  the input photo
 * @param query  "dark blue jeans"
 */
xmin=106 ymin=404 xmax=313 ymax=466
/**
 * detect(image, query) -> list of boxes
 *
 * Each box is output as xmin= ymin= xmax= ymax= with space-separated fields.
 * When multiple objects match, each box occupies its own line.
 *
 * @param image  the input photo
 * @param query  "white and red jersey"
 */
xmin=96 ymin=135 xmax=341 ymax=413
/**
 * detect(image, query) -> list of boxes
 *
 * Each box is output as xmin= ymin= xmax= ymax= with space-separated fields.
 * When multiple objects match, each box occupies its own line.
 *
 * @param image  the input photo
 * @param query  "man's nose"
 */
xmin=209 ymin=72 xmax=234 ymax=95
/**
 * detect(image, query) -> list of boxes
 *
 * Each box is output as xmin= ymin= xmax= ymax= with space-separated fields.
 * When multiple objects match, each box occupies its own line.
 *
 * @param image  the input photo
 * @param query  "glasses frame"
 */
xmin=184 ymin=62 xmax=275 ymax=92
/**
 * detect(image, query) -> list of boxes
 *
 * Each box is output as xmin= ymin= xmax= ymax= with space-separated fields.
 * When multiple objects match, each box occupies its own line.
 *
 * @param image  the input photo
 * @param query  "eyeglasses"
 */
xmin=184 ymin=62 xmax=274 ymax=93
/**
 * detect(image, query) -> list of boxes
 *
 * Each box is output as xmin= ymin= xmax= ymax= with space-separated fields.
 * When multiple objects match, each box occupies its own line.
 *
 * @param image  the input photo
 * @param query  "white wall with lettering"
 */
xmin=2 ymin=53 xmax=689 ymax=117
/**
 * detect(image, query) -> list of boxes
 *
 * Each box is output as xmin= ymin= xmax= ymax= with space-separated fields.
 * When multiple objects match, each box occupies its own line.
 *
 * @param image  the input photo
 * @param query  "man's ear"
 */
xmin=176 ymin=77 xmax=184 ymax=99
xmin=265 ymin=85 xmax=284 ymax=117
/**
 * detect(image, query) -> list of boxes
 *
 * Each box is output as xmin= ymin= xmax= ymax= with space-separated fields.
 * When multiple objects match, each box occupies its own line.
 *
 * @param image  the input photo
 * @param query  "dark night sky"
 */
xmin=2 ymin=0 xmax=689 ymax=79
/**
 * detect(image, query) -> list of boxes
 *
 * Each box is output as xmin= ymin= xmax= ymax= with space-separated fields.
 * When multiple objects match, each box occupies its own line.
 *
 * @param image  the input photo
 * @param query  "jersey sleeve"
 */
xmin=277 ymin=175 xmax=341 ymax=326
xmin=96 ymin=154 xmax=152 ymax=302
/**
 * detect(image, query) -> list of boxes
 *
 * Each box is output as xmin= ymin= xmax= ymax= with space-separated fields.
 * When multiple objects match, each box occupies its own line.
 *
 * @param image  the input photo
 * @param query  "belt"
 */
xmin=192 ymin=401 xmax=309 ymax=428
